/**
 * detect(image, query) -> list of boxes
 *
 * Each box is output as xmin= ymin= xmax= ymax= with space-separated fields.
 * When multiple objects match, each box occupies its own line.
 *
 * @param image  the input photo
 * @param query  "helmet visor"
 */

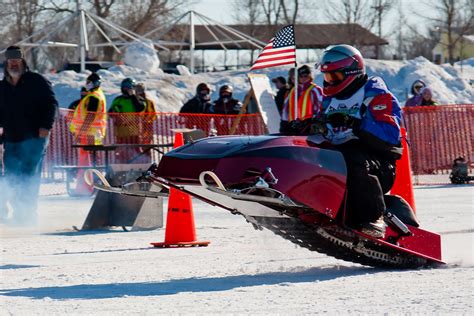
xmin=323 ymin=71 xmax=345 ymax=85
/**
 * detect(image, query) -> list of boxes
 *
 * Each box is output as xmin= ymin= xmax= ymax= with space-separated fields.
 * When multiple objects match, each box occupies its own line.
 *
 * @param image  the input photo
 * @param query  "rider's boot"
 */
xmin=360 ymin=216 xmax=386 ymax=238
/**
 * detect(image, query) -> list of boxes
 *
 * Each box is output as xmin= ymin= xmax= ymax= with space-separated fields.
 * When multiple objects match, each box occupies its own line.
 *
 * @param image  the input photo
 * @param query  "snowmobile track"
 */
xmin=251 ymin=216 xmax=432 ymax=269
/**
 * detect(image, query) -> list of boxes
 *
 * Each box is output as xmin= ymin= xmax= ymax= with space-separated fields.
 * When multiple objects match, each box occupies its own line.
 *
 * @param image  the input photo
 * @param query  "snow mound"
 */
xmin=123 ymin=40 xmax=161 ymax=74
xmin=47 ymin=56 xmax=473 ymax=112
xmin=176 ymin=65 xmax=192 ymax=76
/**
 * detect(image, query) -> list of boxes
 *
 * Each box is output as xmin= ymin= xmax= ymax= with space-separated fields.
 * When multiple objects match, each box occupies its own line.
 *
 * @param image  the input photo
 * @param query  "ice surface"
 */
xmin=0 ymin=185 xmax=472 ymax=314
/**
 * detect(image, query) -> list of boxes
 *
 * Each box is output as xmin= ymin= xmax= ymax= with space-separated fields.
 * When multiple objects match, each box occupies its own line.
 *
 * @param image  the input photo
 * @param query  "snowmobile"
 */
xmin=95 ymin=134 xmax=444 ymax=269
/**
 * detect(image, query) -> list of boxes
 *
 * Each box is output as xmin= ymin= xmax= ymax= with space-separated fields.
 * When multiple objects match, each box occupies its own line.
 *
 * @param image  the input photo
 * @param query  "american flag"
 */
xmin=251 ymin=25 xmax=296 ymax=70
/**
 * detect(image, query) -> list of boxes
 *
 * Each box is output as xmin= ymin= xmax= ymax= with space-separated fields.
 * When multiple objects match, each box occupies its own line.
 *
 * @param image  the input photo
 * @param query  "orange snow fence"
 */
xmin=39 ymin=104 xmax=473 ymax=195
xmin=402 ymin=104 xmax=474 ymax=175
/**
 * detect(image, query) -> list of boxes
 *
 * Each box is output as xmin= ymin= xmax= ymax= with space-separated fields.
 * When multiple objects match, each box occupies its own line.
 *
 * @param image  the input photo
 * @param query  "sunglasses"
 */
xmin=323 ymin=71 xmax=345 ymax=83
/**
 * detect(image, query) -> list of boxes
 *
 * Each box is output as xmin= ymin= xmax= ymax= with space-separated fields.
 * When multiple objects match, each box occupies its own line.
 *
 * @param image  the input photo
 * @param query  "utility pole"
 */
xmin=77 ymin=0 xmax=86 ymax=72
xmin=372 ymin=1 xmax=383 ymax=59
xmin=189 ymin=10 xmax=195 ymax=73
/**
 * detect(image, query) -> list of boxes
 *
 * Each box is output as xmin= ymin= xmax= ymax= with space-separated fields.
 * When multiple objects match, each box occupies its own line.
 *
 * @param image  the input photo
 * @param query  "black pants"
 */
xmin=335 ymin=140 xmax=396 ymax=226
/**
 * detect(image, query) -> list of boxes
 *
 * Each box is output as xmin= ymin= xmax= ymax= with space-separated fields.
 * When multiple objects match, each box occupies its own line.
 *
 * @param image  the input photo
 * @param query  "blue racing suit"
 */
xmin=321 ymin=76 xmax=403 ymax=226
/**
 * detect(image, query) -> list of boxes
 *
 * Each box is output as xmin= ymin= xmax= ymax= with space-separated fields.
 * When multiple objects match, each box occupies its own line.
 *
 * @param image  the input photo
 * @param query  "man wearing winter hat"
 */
xmin=211 ymin=85 xmax=242 ymax=115
xmin=0 ymin=46 xmax=58 ymax=225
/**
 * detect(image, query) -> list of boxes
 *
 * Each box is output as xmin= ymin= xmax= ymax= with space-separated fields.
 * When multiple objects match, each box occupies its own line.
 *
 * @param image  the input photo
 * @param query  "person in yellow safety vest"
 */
xmin=280 ymin=65 xmax=323 ymax=135
xmin=135 ymin=82 xmax=156 ymax=113
xmin=69 ymin=72 xmax=107 ymax=144
xmin=136 ymin=82 xmax=156 ymax=143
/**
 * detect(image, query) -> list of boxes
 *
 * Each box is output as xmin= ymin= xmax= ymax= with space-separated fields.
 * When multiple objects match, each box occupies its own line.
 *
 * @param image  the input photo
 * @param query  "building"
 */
xmin=432 ymin=27 xmax=474 ymax=64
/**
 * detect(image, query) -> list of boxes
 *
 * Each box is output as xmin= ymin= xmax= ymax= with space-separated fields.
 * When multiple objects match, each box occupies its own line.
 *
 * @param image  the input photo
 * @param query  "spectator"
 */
xmin=272 ymin=76 xmax=289 ymax=115
xmin=135 ymin=83 xmax=157 ymax=162
xmin=405 ymin=79 xmax=425 ymax=107
xmin=135 ymin=83 xmax=156 ymax=113
xmin=287 ymin=68 xmax=295 ymax=90
xmin=280 ymin=65 xmax=323 ymax=135
xmin=68 ymin=86 xmax=87 ymax=110
xmin=69 ymin=72 xmax=107 ymax=195
xmin=211 ymin=85 xmax=242 ymax=115
xmin=69 ymin=73 xmax=107 ymax=144
xmin=180 ymin=82 xmax=212 ymax=113
xmin=109 ymin=78 xmax=144 ymax=113
xmin=419 ymin=87 xmax=438 ymax=106
xmin=0 ymin=46 xmax=58 ymax=225
xmin=108 ymin=78 xmax=147 ymax=162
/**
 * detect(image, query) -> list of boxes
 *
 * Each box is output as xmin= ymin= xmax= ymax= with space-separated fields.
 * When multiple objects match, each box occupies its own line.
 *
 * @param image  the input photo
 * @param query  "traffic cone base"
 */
xmin=151 ymin=241 xmax=210 ymax=248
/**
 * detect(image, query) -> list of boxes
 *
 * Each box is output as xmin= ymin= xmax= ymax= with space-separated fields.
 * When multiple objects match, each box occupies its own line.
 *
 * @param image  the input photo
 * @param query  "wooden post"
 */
xmin=229 ymin=91 xmax=252 ymax=135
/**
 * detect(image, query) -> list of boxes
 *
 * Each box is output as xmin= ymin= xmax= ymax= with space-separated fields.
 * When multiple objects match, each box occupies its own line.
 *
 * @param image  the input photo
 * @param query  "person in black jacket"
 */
xmin=211 ymin=85 xmax=242 ymax=115
xmin=68 ymin=86 xmax=87 ymax=110
xmin=0 ymin=46 xmax=58 ymax=225
xmin=271 ymin=76 xmax=289 ymax=115
xmin=180 ymin=82 xmax=212 ymax=113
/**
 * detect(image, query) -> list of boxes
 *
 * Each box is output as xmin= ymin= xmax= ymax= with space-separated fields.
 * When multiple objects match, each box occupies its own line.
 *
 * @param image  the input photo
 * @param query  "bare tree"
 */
xmin=371 ymin=0 xmax=394 ymax=58
xmin=323 ymin=0 xmax=375 ymax=45
xmin=426 ymin=0 xmax=473 ymax=64
xmin=0 ymin=0 xmax=44 ymax=69
xmin=232 ymin=0 xmax=306 ymax=25
xmin=323 ymin=0 xmax=394 ymax=57
xmin=117 ymin=0 xmax=188 ymax=34
xmin=261 ymin=0 xmax=282 ymax=25
xmin=280 ymin=0 xmax=300 ymax=24
xmin=232 ymin=0 xmax=262 ymax=24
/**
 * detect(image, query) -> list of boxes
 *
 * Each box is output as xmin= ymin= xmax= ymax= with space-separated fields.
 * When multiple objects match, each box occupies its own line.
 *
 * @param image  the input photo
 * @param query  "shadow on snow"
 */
xmin=0 ymin=264 xmax=40 ymax=270
xmin=0 ymin=266 xmax=384 ymax=300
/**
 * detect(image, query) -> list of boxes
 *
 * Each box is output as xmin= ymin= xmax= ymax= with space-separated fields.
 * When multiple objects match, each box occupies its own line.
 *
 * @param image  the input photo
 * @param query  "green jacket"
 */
xmin=109 ymin=95 xmax=145 ymax=113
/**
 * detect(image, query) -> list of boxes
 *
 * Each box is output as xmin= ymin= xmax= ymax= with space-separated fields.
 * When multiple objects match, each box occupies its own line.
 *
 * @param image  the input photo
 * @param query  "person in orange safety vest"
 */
xmin=280 ymin=65 xmax=323 ymax=135
xmin=68 ymin=72 xmax=107 ymax=195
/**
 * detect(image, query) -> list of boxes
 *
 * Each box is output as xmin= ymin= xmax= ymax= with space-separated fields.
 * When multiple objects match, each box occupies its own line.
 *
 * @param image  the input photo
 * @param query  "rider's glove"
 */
xmin=327 ymin=113 xmax=361 ymax=131
xmin=309 ymin=117 xmax=328 ymax=135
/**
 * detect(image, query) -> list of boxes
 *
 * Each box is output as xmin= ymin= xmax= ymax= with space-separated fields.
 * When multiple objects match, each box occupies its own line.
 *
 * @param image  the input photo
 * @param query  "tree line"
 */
xmin=0 ymin=0 xmax=472 ymax=71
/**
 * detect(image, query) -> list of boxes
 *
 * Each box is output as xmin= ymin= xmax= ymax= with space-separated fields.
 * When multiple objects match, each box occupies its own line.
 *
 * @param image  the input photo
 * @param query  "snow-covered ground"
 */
xmin=0 ymin=185 xmax=472 ymax=314
xmin=46 ymin=56 xmax=474 ymax=113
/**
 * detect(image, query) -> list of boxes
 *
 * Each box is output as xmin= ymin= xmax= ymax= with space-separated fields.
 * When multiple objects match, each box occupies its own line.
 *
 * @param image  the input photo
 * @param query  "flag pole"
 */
xmin=293 ymin=63 xmax=298 ymax=121
xmin=293 ymin=24 xmax=298 ymax=122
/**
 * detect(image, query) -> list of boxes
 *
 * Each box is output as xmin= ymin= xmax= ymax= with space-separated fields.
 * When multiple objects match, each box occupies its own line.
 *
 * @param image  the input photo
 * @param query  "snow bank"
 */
xmin=47 ymin=57 xmax=473 ymax=112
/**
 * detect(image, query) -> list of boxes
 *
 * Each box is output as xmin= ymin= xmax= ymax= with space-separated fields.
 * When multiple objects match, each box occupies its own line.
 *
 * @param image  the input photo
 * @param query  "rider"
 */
xmin=317 ymin=44 xmax=403 ymax=238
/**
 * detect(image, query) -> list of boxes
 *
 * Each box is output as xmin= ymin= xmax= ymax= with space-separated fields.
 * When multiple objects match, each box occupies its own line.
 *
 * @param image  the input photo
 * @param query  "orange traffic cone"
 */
xmin=151 ymin=132 xmax=210 ymax=248
xmin=74 ymin=136 xmax=94 ymax=196
xmin=390 ymin=128 xmax=416 ymax=213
